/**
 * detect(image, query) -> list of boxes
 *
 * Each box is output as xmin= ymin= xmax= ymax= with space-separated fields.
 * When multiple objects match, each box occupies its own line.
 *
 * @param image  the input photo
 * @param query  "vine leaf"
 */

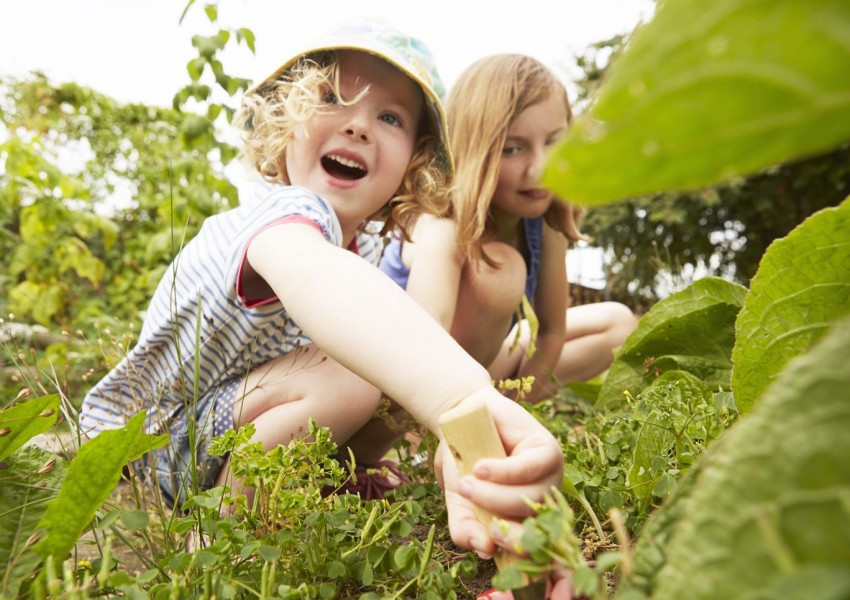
xmin=597 ymin=277 xmax=746 ymax=409
xmin=732 ymin=198 xmax=850 ymax=413
xmin=544 ymin=0 xmax=850 ymax=204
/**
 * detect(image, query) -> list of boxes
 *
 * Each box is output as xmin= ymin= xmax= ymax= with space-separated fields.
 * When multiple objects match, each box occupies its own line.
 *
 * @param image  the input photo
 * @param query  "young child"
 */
xmin=79 ymin=23 xmax=563 ymax=557
xmin=380 ymin=54 xmax=637 ymax=404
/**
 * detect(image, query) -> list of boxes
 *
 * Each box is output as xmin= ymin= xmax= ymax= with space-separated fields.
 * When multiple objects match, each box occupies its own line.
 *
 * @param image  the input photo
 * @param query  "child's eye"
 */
xmin=322 ymin=91 xmax=338 ymax=105
xmin=502 ymin=145 xmax=521 ymax=157
xmin=379 ymin=113 xmax=402 ymax=127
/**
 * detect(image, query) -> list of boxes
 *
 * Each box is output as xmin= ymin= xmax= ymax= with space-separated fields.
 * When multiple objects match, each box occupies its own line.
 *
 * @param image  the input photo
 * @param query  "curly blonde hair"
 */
xmin=233 ymin=51 xmax=451 ymax=237
xmin=446 ymin=54 xmax=586 ymax=265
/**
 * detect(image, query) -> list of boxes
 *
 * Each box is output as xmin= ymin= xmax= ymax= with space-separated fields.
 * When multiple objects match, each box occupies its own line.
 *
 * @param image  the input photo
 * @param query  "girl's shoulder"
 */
xmin=411 ymin=213 xmax=458 ymax=245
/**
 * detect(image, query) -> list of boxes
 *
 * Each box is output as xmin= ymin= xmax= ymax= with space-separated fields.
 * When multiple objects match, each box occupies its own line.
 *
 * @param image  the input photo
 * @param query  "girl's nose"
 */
xmin=341 ymin=108 xmax=371 ymax=142
xmin=527 ymin=147 xmax=546 ymax=179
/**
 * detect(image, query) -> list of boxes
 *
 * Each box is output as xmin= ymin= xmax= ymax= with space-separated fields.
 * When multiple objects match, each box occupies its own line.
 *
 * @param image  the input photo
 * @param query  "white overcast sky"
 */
xmin=0 ymin=0 xmax=655 ymax=107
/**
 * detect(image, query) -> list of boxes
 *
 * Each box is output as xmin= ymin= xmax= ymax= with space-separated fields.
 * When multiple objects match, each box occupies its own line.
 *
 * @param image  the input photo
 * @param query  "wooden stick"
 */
xmin=439 ymin=397 xmax=547 ymax=600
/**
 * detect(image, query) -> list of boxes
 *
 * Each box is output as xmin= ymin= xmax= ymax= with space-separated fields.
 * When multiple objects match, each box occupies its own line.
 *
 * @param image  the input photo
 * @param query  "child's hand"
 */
xmin=436 ymin=389 xmax=564 ymax=557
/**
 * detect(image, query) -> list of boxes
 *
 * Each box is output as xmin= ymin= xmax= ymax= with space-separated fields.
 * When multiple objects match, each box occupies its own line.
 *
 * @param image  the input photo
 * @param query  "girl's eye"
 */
xmin=322 ymin=91 xmax=338 ymax=105
xmin=502 ymin=145 xmax=521 ymax=157
xmin=379 ymin=113 xmax=401 ymax=127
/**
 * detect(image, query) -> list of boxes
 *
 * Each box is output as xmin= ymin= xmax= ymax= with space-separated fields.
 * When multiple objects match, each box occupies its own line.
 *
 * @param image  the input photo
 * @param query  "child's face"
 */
xmin=491 ymin=92 xmax=568 ymax=220
xmin=285 ymin=50 xmax=424 ymax=233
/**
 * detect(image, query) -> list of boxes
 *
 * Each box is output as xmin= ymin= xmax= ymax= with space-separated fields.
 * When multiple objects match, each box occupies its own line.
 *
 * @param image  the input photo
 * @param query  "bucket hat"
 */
xmin=248 ymin=19 xmax=452 ymax=175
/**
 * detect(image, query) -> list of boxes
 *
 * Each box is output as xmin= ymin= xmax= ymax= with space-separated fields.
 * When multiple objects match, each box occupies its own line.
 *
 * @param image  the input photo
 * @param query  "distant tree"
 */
xmin=0 ymin=74 xmax=239 ymax=328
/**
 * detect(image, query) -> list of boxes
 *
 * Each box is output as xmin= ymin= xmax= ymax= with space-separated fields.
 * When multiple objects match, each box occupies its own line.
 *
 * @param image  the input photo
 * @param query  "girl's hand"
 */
xmin=435 ymin=388 xmax=564 ymax=557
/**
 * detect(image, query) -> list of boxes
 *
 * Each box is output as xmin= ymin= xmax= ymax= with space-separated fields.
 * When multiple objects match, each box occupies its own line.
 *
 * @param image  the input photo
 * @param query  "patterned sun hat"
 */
xmin=248 ymin=19 xmax=452 ymax=175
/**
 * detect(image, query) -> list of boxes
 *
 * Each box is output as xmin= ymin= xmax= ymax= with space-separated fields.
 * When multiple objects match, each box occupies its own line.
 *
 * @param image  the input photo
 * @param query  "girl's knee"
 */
xmin=604 ymin=302 xmax=639 ymax=336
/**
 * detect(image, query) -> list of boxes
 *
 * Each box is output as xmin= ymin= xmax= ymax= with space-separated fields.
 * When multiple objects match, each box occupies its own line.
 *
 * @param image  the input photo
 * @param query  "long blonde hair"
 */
xmin=447 ymin=54 xmax=584 ymax=264
xmin=233 ymin=51 xmax=451 ymax=237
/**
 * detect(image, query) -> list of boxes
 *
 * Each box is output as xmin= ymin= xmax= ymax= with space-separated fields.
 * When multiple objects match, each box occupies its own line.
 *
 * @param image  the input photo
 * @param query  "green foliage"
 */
xmin=543 ymin=366 xmax=737 ymax=537
xmin=732 ymin=198 xmax=850 ymax=412
xmin=0 ymin=394 xmax=59 ymax=460
xmin=0 ymin=403 xmax=165 ymax=597
xmin=545 ymin=0 xmax=850 ymax=205
xmin=0 ymin=444 xmax=66 ymax=596
xmin=622 ymin=316 xmax=850 ymax=600
xmin=32 ymin=412 xmax=167 ymax=566
xmin=597 ymin=277 xmax=747 ymax=408
xmin=570 ymin=15 xmax=850 ymax=309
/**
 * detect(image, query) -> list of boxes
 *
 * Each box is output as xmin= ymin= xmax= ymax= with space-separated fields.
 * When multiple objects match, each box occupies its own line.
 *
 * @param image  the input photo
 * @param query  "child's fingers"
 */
xmin=445 ymin=486 xmax=497 ymax=558
xmin=472 ymin=436 xmax=563 ymax=486
xmin=459 ymin=475 xmax=549 ymax=518
xmin=439 ymin=441 xmax=497 ymax=557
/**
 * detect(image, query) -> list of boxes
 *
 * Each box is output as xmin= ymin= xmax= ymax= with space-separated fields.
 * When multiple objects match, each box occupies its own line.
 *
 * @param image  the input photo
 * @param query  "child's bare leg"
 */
xmin=345 ymin=397 xmax=412 ymax=464
xmin=554 ymin=302 xmax=637 ymax=382
xmin=214 ymin=345 xmax=382 ymax=505
xmin=488 ymin=302 xmax=638 ymax=395
xmin=450 ymin=241 xmax=526 ymax=368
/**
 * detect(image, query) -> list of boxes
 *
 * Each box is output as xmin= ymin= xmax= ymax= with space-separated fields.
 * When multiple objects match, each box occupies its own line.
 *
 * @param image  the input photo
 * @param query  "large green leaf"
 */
xmin=625 ymin=317 xmax=850 ymax=599
xmin=32 ymin=412 xmax=167 ymax=563
xmin=0 ymin=395 xmax=60 ymax=461
xmin=544 ymin=0 xmax=850 ymax=204
xmin=732 ymin=198 xmax=850 ymax=413
xmin=0 ymin=445 xmax=66 ymax=596
xmin=597 ymin=277 xmax=747 ymax=408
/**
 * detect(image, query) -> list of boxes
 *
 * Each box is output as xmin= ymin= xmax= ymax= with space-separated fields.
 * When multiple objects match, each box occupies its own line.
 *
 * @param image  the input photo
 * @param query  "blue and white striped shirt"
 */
xmin=79 ymin=182 xmax=382 ymax=436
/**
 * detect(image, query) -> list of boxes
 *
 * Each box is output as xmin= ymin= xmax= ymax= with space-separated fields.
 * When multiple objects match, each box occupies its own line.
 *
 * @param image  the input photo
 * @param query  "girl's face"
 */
xmin=285 ymin=51 xmax=424 ymax=237
xmin=491 ymin=92 xmax=568 ymax=220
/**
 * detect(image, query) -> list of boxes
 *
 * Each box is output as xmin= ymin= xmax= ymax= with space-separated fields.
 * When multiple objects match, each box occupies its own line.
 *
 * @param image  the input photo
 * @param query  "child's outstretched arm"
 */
xmin=247 ymin=222 xmax=563 ymax=547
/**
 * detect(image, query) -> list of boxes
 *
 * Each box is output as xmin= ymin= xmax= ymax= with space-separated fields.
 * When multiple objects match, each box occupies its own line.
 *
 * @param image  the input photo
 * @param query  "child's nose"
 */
xmin=527 ymin=147 xmax=546 ymax=179
xmin=341 ymin=109 xmax=371 ymax=142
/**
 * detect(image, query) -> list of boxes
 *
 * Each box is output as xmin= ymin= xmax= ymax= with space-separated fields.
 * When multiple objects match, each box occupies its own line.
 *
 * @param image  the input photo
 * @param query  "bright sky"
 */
xmin=0 ymin=0 xmax=655 ymax=107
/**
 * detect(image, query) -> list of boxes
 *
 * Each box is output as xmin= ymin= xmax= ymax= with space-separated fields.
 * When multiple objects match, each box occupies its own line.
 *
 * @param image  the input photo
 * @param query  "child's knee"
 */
xmin=604 ymin=302 xmax=639 ymax=340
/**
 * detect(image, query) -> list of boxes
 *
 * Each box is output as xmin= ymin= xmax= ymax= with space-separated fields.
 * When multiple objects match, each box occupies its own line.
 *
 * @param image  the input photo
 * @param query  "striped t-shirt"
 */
xmin=79 ymin=181 xmax=382 ymax=437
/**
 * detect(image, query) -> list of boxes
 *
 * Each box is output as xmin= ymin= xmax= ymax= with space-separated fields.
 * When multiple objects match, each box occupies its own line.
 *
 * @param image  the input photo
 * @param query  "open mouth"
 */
xmin=322 ymin=153 xmax=367 ymax=180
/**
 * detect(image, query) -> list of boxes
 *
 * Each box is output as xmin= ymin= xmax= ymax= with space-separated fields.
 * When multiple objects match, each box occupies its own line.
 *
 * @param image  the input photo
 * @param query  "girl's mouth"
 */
xmin=522 ymin=188 xmax=550 ymax=201
xmin=322 ymin=153 xmax=367 ymax=180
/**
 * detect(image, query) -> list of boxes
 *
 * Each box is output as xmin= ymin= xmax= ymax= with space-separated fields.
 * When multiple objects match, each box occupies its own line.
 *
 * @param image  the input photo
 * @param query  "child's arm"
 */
xmin=519 ymin=226 xmax=569 ymax=403
xmin=247 ymin=222 xmax=563 ymax=547
xmin=403 ymin=214 xmax=465 ymax=330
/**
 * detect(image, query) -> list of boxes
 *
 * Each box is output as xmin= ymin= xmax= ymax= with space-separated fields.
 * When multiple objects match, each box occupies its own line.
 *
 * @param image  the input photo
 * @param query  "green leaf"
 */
xmin=572 ymin=565 xmax=600 ymax=597
xmin=119 ymin=510 xmax=149 ymax=531
xmin=638 ymin=317 xmax=850 ymax=599
xmin=732 ymin=198 xmax=850 ymax=412
xmin=258 ymin=545 xmax=280 ymax=562
xmin=597 ymin=277 xmax=747 ymax=408
xmin=237 ymin=28 xmax=256 ymax=53
xmin=187 ymin=57 xmax=206 ymax=82
xmin=0 ymin=444 xmax=66 ymax=596
xmin=326 ymin=560 xmax=346 ymax=578
xmin=0 ymin=395 xmax=60 ymax=461
xmin=628 ymin=411 xmax=675 ymax=504
xmin=32 ymin=412 xmax=166 ymax=563
xmin=544 ymin=0 xmax=850 ymax=204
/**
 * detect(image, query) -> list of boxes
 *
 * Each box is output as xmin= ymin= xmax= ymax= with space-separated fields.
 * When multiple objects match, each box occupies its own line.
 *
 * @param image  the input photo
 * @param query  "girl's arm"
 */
xmin=247 ymin=221 xmax=482 ymax=429
xmin=518 ymin=225 xmax=569 ymax=403
xmin=247 ymin=222 xmax=563 ymax=549
xmin=403 ymin=214 xmax=465 ymax=330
